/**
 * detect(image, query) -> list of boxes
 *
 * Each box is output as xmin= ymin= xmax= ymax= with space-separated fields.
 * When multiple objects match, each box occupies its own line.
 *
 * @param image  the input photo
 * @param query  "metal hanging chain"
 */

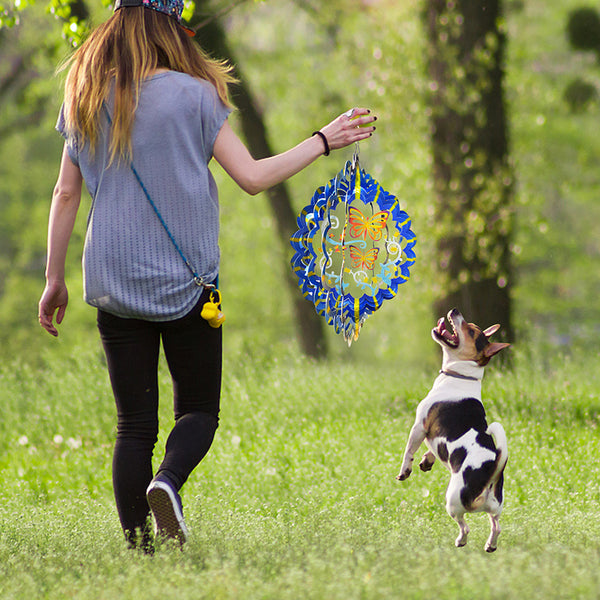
xmin=351 ymin=141 xmax=360 ymax=171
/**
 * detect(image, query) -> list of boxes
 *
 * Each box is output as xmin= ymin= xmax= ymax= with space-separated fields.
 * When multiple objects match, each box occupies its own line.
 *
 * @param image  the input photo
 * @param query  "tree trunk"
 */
xmin=425 ymin=0 xmax=514 ymax=340
xmin=192 ymin=9 xmax=328 ymax=358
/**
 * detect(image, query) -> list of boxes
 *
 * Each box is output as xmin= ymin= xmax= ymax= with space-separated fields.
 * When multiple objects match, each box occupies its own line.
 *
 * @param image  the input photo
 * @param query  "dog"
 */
xmin=397 ymin=308 xmax=510 ymax=552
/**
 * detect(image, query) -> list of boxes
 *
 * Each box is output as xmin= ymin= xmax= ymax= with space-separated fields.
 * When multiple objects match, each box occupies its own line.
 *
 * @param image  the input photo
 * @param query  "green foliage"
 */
xmin=507 ymin=0 xmax=600 ymax=342
xmin=1 ymin=0 xmax=86 ymax=42
xmin=566 ymin=6 xmax=600 ymax=56
xmin=563 ymin=76 xmax=598 ymax=112
xmin=46 ymin=0 xmax=89 ymax=46
xmin=0 ymin=0 xmax=268 ymax=47
xmin=563 ymin=8 xmax=600 ymax=115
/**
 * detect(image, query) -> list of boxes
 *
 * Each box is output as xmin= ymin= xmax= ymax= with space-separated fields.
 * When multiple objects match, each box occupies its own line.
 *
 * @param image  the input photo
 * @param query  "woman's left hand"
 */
xmin=39 ymin=280 xmax=69 ymax=337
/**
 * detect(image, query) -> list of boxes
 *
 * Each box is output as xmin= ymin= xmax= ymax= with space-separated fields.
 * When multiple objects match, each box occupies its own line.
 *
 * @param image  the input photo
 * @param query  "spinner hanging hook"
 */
xmin=351 ymin=141 xmax=360 ymax=171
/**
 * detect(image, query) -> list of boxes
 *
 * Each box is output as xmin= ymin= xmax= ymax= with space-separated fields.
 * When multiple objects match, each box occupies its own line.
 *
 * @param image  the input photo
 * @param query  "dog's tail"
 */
xmin=470 ymin=422 xmax=508 ymax=510
xmin=487 ymin=422 xmax=508 ymax=485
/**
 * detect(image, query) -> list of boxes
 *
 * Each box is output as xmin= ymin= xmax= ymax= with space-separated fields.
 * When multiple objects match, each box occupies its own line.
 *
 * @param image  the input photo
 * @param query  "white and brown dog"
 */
xmin=397 ymin=309 xmax=510 ymax=552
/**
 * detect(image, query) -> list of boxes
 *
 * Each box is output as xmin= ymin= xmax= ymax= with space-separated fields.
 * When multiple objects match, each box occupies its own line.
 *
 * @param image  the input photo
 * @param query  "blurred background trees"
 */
xmin=424 ymin=0 xmax=514 ymax=341
xmin=1 ymin=0 xmax=599 ymax=366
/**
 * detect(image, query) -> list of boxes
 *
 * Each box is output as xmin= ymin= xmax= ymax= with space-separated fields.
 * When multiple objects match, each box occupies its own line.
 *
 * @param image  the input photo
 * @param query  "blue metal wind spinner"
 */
xmin=290 ymin=147 xmax=417 ymax=345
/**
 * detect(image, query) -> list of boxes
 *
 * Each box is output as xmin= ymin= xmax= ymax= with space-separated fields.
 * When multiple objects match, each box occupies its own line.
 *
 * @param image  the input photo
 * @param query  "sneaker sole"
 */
xmin=146 ymin=481 xmax=189 ymax=545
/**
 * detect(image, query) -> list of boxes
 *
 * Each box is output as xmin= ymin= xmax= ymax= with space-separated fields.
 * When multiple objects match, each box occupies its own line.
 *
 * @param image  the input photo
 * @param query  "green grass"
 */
xmin=1 ymin=345 xmax=600 ymax=599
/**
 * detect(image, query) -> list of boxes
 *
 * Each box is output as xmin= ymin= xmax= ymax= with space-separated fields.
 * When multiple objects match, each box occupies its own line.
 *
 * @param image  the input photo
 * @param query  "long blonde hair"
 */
xmin=62 ymin=7 xmax=236 ymax=163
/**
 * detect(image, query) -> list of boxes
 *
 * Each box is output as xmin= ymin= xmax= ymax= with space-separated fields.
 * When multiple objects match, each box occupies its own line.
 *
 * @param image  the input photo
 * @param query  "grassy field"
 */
xmin=1 ymin=344 xmax=600 ymax=599
xmin=2 ymin=0 xmax=600 ymax=597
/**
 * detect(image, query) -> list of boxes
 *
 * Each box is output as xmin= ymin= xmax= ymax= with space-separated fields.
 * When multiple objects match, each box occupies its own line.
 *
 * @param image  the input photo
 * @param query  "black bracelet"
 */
xmin=312 ymin=131 xmax=330 ymax=156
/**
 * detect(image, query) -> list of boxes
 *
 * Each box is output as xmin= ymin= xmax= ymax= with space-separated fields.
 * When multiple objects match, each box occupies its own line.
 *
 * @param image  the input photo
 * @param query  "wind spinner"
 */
xmin=290 ymin=146 xmax=417 ymax=345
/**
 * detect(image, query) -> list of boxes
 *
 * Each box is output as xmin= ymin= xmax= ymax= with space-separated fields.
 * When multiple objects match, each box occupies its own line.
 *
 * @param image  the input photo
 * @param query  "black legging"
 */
xmin=97 ymin=291 xmax=221 ymax=536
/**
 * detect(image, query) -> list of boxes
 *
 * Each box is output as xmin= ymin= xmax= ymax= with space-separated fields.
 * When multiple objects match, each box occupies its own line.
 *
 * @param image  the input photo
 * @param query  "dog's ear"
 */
xmin=483 ymin=342 xmax=510 ymax=358
xmin=483 ymin=324 xmax=501 ymax=337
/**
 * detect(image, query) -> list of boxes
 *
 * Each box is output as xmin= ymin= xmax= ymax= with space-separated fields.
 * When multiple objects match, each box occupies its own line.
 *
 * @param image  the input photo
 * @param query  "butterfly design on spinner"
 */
xmin=348 ymin=207 xmax=389 ymax=241
xmin=349 ymin=246 xmax=380 ymax=270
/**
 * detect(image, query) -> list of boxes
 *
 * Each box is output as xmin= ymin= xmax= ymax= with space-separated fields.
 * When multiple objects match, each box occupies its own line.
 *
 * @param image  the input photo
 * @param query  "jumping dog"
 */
xmin=397 ymin=309 xmax=510 ymax=552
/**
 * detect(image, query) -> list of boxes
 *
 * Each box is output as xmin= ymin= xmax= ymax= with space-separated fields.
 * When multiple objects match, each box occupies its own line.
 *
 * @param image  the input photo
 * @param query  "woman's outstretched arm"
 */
xmin=213 ymin=108 xmax=376 ymax=196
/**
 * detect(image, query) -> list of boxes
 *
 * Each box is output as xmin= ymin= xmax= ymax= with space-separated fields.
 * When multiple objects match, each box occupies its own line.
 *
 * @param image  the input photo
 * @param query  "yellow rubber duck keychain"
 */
xmin=201 ymin=289 xmax=225 ymax=328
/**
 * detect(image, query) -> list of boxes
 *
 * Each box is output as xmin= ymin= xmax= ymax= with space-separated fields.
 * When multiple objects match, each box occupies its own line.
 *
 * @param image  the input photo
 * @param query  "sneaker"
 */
xmin=146 ymin=476 xmax=189 ymax=545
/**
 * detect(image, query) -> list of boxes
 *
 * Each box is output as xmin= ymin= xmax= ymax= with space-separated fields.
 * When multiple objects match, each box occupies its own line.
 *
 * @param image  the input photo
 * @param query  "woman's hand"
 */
xmin=318 ymin=107 xmax=377 ymax=152
xmin=39 ymin=280 xmax=69 ymax=337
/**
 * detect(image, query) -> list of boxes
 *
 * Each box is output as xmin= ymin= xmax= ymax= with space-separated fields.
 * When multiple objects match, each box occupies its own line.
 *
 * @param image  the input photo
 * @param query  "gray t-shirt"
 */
xmin=57 ymin=71 xmax=231 ymax=321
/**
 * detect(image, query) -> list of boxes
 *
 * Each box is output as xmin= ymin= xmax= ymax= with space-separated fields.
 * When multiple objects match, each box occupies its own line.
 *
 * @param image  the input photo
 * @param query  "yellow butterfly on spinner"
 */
xmin=349 ymin=246 xmax=380 ymax=270
xmin=348 ymin=207 xmax=389 ymax=241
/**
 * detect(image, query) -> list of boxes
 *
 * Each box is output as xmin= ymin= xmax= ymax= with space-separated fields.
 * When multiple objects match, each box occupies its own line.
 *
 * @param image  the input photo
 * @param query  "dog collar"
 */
xmin=439 ymin=369 xmax=480 ymax=381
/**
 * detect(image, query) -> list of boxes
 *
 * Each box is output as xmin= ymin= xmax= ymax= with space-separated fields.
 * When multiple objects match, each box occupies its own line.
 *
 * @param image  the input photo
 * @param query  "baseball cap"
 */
xmin=114 ymin=0 xmax=196 ymax=36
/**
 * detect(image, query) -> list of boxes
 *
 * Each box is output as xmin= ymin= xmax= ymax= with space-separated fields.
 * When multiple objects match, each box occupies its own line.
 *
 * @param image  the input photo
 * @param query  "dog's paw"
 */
xmin=419 ymin=458 xmax=434 ymax=472
xmin=396 ymin=468 xmax=411 ymax=481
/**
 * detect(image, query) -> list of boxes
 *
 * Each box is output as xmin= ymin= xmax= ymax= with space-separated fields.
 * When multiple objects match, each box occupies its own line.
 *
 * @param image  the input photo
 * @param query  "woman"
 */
xmin=38 ymin=0 xmax=376 ymax=551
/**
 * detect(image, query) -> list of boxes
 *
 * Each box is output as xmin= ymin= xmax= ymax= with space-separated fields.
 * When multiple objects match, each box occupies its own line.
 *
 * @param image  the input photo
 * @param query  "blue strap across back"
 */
xmin=102 ymin=104 xmax=213 ymax=290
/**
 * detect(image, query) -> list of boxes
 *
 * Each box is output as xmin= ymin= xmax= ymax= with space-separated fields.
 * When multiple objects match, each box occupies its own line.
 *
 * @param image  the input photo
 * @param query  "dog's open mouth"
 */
xmin=433 ymin=315 xmax=459 ymax=348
